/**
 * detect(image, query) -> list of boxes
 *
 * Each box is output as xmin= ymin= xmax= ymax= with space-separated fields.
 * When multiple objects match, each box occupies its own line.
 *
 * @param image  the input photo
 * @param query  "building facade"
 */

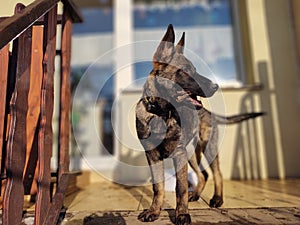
xmin=1 ymin=0 xmax=300 ymax=182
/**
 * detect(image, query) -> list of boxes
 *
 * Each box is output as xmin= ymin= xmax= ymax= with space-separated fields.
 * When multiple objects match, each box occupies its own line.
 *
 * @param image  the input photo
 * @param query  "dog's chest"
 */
xmin=158 ymin=117 xmax=181 ymax=158
xmin=136 ymin=101 xmax=182 ymax=158
xmin=148 ymin=115 xmax=182 ymax=159
xmin=143 ymin=113 xmax=181 ymax=143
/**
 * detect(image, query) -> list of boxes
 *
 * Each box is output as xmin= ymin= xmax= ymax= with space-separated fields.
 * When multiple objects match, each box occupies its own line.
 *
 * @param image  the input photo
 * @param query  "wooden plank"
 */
xmin=2 ymin=23 xmax=32 ymax=225
xmin=23 ymin=25 xmax=44 ymax=195
xmin=23 ymin=128 xmax=39 ymax=195
xmin=201 ymin=180 xmax=300 ymax=209
xmin=58 ymin=9 xmax=72 ymax=181
xmin=267 ymin=207 xmax=300 ymax=224
xmin=0 ymin=44 xmax=9 ymax=177
xmin=42 ymin=11 xmax=73 ymax=225
xmin=34 ymin=6 xmax=57 ymax=225
xmin=139 ymin=190 xmax=209 ymax=211
xmin=0 ymin=0 xmax=59 ymax=49
xmin=243 ymin=179 xmax=300 ymax=198
xmin=225 ymin=208 xmax=300 ymax=225
xmin=43 ymin=173 xmax=70 ymax=225
xmin=61 ymin=208 xmax=300 ymax=225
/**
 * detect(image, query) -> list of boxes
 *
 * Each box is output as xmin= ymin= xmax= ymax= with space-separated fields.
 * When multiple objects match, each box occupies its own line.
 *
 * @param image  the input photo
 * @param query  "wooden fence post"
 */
xmin=41 ymin=10 xmax=73 ymax=225
xmin=23 ymin=25 xmax=44 ymax=196
xmin=2 ymin=4 xmax=33 ymax=224
xmin=0 ymin=44 xmax=9 ymax=182
xmin=58 ymin=3 xmax=72 ymax=181
xmin=34 ymin=5 xmax=57 ymax=225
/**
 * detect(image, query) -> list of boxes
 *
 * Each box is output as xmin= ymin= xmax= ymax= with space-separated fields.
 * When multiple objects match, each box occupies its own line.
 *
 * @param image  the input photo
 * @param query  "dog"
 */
xmin=135 ymin=24 xmax=219 ymax=225
xmin=188 ymin=108 xmax=265 ymax=208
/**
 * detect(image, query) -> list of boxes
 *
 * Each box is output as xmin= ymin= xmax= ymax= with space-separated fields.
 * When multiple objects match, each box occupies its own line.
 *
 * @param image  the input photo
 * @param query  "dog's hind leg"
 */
xmin=204 ymin=153 xmax=223 ymax=207
xmin=138 ymin=153 xmax=165 ymax=222
xmin=202 ymin=127 xmax=223 ymax=208
xmin=209 ymin=155 xmax=223 ymax=207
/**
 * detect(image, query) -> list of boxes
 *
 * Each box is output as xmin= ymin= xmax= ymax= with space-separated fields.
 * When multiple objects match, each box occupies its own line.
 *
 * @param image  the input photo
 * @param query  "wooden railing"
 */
xmin=0 ymin=1 xmax=82 ymax=224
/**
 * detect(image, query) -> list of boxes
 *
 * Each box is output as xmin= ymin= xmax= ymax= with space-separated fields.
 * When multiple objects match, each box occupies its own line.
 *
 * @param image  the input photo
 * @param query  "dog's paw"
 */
xmin=209 ymin=195 xmax=223 ymax=208
xmin=188 ymin=191 xmax=200 ymax=202
xmin=176 ymin=213 xmax=191 ymax=225
xmin=138 ymin=209 xmax=160 ymax=222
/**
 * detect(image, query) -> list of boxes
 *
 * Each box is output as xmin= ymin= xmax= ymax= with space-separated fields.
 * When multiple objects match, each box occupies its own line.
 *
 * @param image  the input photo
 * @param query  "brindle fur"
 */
xmin=188 ymin=108 xmax=265 ymax=207
xmin=136 ymin=25 xmax=219 ymax=225
xmin=136 ymin=25 xmax=265 ymax=224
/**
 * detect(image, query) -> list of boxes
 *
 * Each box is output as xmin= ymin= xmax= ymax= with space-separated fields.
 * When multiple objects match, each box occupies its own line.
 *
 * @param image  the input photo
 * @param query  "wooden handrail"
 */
xmin=0 ymin=0 xmax=82 ymax=50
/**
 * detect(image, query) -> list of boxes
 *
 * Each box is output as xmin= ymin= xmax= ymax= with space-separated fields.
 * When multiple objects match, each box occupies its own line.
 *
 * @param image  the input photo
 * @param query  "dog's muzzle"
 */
xmin=176 ymin=90 xmax=203 ymax=110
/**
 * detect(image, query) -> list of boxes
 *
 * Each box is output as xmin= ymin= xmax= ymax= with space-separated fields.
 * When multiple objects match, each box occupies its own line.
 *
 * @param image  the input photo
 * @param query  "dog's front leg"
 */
xmin=138 ymin=153 xmax=164 ymax=222
xmin=173 ymin=150 xmax=191 ymax=225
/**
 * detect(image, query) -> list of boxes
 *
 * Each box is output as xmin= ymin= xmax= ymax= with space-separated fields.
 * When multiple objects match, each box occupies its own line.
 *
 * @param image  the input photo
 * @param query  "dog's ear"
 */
xmin=176 ymin=32 xmax=185 ymax=54
xmin=153 ymin=24 xmax=175 ymax=69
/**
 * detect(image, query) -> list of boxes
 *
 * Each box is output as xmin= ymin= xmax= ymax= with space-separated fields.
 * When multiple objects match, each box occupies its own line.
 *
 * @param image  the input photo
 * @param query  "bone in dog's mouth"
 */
xmin=176 ymin=90 xmax=202 ymax=109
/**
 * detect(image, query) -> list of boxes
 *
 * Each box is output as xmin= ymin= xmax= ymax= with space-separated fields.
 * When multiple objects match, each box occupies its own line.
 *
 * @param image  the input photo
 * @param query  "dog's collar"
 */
xmin=143 ymin=96 xmax=151 ymax=105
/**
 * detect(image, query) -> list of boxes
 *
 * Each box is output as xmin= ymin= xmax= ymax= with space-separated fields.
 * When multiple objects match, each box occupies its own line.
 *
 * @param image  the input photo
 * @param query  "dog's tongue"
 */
xmin=190 ymin=96 xmax=202 ymax=108
xmin=176 ymin=91 xmax=202 ymax=109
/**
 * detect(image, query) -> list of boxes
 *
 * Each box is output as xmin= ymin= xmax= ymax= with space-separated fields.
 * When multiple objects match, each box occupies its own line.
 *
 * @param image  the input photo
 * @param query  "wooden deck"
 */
xmin=56 ymin=173 xmax=300 ymax=225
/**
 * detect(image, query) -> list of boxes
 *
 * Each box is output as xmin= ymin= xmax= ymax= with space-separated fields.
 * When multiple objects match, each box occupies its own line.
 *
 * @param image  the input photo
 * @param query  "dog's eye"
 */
xmin=185 ymin=65 xmax=190 ymax=70
xmin=179 ymin=65 xmax=190 ymax=73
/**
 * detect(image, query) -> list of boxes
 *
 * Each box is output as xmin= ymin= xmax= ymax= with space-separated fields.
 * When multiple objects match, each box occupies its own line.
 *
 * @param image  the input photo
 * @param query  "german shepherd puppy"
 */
xmin=188 ymin=108 xmax=265 ymax=208
xmin=136 ymin=24 xmax=218 ymax=225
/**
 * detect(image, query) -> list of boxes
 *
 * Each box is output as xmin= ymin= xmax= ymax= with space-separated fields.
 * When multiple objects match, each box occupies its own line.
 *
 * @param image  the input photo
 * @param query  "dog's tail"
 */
xmin=213 ymin=112 xmax=266 ymax=125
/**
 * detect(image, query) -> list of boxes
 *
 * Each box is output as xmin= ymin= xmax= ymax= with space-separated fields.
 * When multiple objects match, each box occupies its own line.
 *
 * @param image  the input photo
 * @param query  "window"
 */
xmin=133 ymin=0 xmax=242 ymax=87
xmin=71 ymin=1 xmax=115 ymax=171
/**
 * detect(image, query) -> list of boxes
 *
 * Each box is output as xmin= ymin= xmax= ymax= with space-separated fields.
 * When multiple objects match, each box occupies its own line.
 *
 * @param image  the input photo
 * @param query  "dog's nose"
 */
xmin=211 ymin=83 xmax=219 ymax=91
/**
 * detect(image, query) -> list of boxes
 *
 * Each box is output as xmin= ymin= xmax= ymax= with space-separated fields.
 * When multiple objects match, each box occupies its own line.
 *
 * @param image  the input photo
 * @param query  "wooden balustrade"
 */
xmin=0 ymin=1 xmax=82 ymax=224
